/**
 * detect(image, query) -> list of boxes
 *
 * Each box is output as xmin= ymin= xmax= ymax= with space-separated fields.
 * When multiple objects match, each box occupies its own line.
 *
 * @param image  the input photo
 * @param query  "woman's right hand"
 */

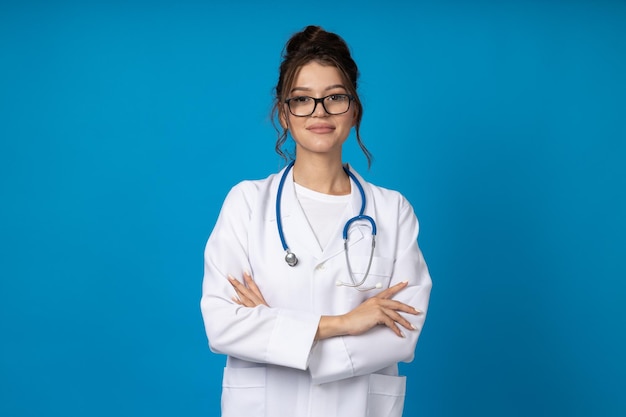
xmin=316 ymin=281 xmax=421 ymax=340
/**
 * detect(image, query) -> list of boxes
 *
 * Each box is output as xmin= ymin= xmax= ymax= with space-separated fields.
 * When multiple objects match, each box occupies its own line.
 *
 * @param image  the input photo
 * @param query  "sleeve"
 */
xmin=307 ymin=195 xmax=432 ymax=384
xmin=200 ymin=183 xmax=321 ymax=370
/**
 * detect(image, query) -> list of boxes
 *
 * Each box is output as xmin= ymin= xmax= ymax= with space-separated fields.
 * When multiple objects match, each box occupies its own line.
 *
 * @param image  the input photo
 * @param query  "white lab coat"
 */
xmin=201 ymin=165 xmax=432 ymax=417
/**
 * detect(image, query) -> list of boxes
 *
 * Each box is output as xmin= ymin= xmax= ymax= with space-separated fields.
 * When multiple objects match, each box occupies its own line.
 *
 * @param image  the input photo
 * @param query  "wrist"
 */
xmin=316 ymin=315 xmax=347 ymax=341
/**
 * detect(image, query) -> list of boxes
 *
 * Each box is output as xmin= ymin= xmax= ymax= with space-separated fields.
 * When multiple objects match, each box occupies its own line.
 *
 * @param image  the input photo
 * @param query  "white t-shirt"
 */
xmin=293 ymin=182 xmax=350 ymax=250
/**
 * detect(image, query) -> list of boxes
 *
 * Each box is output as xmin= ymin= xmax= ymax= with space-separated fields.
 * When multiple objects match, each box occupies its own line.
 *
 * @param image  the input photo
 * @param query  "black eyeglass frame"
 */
xmin=284 ymin=94 xmax=355 ymax=117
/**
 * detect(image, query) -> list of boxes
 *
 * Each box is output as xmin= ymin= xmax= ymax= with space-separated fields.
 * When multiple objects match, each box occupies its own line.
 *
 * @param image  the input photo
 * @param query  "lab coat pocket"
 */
xmin=366 ymin=373 xmax=406 ymax=417
xmin=221 ymin=366 xmax=266 ymax=417
xmin=347 ymin=256 xmax=394 ymax=295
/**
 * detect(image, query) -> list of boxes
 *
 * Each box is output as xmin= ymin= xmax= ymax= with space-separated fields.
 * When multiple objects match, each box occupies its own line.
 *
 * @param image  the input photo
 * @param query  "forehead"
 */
xmin=291 ymin=61 xmax=346 ymax=91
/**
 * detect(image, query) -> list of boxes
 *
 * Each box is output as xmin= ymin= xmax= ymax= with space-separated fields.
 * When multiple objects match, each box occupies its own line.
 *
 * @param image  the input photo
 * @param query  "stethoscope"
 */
xmin=276 ymin=161 xmax=381 ymax=291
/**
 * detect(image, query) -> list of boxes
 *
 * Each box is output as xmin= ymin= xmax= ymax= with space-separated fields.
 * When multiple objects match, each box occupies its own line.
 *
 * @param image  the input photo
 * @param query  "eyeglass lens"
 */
xmin=289 ymin=95 xmax=351 ymax=116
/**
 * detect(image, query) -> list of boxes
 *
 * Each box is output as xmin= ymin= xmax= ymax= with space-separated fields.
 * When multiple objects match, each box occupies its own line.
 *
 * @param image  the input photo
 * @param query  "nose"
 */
xmin=311 ymin=99 xmax=329 ymax=117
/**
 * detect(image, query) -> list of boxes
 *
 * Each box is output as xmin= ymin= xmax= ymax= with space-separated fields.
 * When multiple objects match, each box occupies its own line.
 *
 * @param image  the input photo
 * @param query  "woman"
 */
xmin=201 ymin=25 xmax=432 ymax=417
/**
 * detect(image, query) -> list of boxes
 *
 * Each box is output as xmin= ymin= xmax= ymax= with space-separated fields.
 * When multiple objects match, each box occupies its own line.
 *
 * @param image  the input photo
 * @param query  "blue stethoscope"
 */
xmin=276 ymin=161 xmax=381 ymax=291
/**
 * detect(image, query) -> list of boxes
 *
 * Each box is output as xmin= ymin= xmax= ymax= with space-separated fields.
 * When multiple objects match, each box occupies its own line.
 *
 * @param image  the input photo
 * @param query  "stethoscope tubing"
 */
xmin=275 ymin=161 xmax=379 ymax=291
xmin=276 ymin=161 xmax=293 ymax=253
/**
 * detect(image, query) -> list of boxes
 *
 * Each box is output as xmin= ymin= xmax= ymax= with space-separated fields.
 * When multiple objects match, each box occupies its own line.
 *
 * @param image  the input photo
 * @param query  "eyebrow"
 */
xmin=289 ymin=84 xmax=347 ymax=94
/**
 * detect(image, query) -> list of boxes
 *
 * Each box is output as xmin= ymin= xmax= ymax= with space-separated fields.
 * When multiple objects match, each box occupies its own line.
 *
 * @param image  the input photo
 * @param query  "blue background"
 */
xmin=1 ymin=1 xmax=625 ymax=416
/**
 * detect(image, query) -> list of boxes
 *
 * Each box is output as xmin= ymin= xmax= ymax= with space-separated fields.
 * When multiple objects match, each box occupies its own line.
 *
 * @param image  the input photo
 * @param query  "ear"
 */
xmin=279 ymin=105 xmax=289 ymax=129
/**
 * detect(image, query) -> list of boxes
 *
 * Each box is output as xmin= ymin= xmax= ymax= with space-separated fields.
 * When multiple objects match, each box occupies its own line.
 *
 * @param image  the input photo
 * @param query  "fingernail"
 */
xmin=411 ymin=324 xmax=417 ymax=330
xmin=400 ymin=331 xmax=406 ymax=338
xmin=402 ymin=280 xmax=408 ymax=284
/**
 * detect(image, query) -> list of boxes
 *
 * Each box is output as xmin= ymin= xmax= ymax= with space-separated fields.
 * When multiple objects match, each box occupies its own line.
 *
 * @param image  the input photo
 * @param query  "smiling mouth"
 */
xmin=307 ymin=125 xmax=335 ymax=134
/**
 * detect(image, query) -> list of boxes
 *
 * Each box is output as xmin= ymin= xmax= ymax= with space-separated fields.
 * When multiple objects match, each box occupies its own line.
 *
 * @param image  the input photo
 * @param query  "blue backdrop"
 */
xmin=1 ymin=1 xmax=624 ymax=416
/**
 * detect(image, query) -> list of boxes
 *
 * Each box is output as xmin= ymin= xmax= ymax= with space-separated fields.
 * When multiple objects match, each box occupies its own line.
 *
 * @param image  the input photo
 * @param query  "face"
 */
xmin=282 ymin=61 xmax=356 ymax=160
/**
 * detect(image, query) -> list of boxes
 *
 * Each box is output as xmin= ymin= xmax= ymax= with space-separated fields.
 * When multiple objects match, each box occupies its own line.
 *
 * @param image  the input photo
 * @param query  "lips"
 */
xmin=306 ymin=123 xmax=335 ymax=134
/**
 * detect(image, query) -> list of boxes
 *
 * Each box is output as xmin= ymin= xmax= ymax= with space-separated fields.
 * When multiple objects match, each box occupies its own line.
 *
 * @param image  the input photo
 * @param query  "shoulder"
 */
xmin=368 ymin=181 xmax=415 ymax=218
xmin=349 ymin=166 xmax=412 ymax=211
xmin=350 ymin=169 xmax=419 ymax=233
xmin=222 ymin=171 xmax=281 ymax=210
xmin=359 ymin=178 xmax=421 ymax=240
xmin=367 ymin=181 xmax=406 ymax=203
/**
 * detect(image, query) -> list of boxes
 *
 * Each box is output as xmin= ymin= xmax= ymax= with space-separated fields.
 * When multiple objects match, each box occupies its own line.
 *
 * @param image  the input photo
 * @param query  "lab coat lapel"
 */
xmin=275 ymin=166 xmax=324 ymax=259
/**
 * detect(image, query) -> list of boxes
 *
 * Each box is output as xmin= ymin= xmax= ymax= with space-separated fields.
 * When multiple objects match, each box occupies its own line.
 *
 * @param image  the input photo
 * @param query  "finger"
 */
xmin=227 ymin=274 xmax=245 ymax=290
xmin=240 ymin=283 xmax=265 ymax=306
xmin=232 ymin=287 xmax=256 ymax=307
xmin=228 ymin=275 xmax=259 ymax=306
xmin=229 ymin=274 xmax=267 ymax=307
xmin=375 ymin=280 xmax=409 ymax=299
xmin=378 ymin=312 xmax=405 ymax=338
xmin=383 ymin=307 xmax=418 ymax=331
xmin=243 ymin=272 xmax=269 ymax=306
xmin=228 ymin=274 xmax=254 ymax=298
xmin=235 ymin=284 xmax=259 ymax=306
xmin=380 ymin=299 xmax=421 ymax=315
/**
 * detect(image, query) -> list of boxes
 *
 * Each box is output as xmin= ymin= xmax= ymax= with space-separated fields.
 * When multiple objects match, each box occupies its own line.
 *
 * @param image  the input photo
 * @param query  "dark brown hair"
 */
xmin=271 ymin=25 xmax=372 ymax=167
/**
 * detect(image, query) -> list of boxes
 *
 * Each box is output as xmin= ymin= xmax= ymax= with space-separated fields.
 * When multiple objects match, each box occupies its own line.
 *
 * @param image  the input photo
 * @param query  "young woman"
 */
xmin=201 ymin=25 xmax=432 ymax=417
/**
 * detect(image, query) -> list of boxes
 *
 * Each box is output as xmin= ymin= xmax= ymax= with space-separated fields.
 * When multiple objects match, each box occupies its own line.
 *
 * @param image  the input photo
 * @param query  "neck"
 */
xmin=292 ymin=155 xmax=350 ymax=195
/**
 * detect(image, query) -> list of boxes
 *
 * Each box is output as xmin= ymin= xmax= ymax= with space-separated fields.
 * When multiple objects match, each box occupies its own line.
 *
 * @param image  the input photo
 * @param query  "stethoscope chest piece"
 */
xmin=285 ymin=251 xmax=298 ymax=267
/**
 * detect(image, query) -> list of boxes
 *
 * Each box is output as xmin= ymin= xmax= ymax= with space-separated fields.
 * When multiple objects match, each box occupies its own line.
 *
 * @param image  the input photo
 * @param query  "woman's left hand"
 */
xmin=227 ymin=272 xmax=269 ymax=307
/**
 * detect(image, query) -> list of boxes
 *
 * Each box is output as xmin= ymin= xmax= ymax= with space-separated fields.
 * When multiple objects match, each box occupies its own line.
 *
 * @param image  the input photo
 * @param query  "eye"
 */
xmin=292 ymin=96 xmax=312 ymax=103
xmin=328 ymin=94 xmax=348 ymax=102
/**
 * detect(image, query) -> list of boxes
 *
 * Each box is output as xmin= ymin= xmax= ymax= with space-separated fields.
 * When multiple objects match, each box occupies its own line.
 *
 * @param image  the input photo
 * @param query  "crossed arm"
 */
xmin=227 ymin=272 xmax=422 ymax=341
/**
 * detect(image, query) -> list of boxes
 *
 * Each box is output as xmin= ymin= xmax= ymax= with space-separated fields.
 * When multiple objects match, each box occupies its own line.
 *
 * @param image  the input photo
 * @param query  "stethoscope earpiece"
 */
xmin=335 ymin=280 xmax=382 ymax=291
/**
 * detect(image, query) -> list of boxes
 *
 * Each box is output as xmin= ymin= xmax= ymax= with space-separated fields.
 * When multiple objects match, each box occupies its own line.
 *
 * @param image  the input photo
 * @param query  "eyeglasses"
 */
xmin=284 ymin=94 xmax=354 ymax=117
